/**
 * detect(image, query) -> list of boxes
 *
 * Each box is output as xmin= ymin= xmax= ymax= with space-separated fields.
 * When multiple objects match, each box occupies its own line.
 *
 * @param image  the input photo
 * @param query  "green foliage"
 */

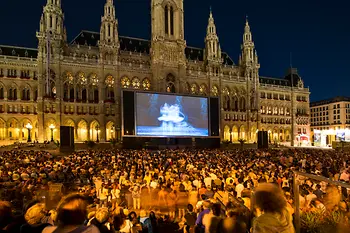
xmin=238 ymin=138 xmax=246 ymax=144
xmin=300 ymin=211 xmax=349 ymax=233
xmin=54 ymin=140 xmax=60 ymax=147
xmin=109 ymin=138 xmax=118 ymax=147
xmin=85 ymin=140 xmax=96 ymax=148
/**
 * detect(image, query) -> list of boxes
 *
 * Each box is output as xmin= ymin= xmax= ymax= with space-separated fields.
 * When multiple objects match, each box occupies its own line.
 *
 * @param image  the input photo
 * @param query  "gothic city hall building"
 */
xmin=0 ymin=0 xmax=310 ymax=145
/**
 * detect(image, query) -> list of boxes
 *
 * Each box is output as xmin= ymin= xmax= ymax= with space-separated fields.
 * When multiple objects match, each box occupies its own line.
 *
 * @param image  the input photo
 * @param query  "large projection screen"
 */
xmin=136 ymin=93 xmax=209 ymax=137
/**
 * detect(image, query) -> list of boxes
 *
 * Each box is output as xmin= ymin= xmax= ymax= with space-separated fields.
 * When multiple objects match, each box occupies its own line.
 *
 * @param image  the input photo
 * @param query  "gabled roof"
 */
xmin=71 ymin=30 xmax=235 ymax=65
xmin=0 ymin=45 xmax=38 ymax=58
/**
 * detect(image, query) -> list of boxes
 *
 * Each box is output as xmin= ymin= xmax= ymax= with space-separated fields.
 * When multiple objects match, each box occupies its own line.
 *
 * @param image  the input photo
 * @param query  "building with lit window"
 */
xmin=311 ymin=96 xmax=350 ymax=147
xmin=0 ymin=0 xmax=310 ymax=145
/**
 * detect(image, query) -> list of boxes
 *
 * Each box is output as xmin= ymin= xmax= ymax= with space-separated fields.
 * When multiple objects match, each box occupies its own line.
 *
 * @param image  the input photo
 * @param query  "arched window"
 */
xmin=63 ymin=83 xmax=69 ymax=101
xmin=121 ymin=77 xmax=130 ymax=88
xmin=166 ymin=74 xmax=176 ymax=93
xmin=211 ymin=85 xmax=219 ymax=96
xmin=13 ymin=89 xmax=17 ymax=100
xmin=82 ymin=89 xmax=87 ymax=102
xmin=170 ymin=6 xmax=174 ymax=35
xmin=164 ymin=6 xmax=169 ymax=35
xmin=166 ymin=83 xmax=175 ymax=93
xmin=26 ymin=89 xmax=30 ymax=100
xmin=69 ymin=87 xmax=74 ymax=100
xmin=191 ymin=83 xmax=198 ymax=94
xmin=94 ymin=89 xmax=99 ymax=103
xmin=199 ymin=84 xmax=207 ymax=95
xmin=22 ymin=89 xmax=26 ymax=100
xmin=132 ymin=77 xmax=140 ymax=89
xmin=0 ymin=87 xmax=4 ymax=99
xmin=8 ymin=88 xmax=13 ymax=100
xmin=142 ymin=78 xmax=151 ymax=90
xmin=233 ymin=96 xmax=239 ymax=111
xmin=105 ymin=75 xmax=115 ymax=101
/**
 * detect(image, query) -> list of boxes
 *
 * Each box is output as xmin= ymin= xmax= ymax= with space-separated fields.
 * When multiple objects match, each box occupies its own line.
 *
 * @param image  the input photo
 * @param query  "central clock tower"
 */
xmin=151 ymin=0 xmax=187 ymax=93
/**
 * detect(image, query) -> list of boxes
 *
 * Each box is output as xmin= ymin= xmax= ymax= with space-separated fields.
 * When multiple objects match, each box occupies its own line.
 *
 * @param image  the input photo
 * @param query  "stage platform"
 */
xmin=122 ymin=137 xmax=220 ymax=149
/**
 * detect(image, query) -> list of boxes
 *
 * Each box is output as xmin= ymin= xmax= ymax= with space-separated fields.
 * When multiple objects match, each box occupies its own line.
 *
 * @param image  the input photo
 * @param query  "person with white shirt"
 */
xmin=235 ymin=178 xmax=244 ymax=198
xmin=99 ymin=184 xmax=109 ymax=208
xmin=204 ymin=174 xmax=212 ymax=188
xmin=111 ymin=184 xmax=121 ymax=209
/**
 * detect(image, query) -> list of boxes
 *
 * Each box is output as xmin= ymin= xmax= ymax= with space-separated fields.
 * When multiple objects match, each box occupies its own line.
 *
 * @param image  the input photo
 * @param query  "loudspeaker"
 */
xmin=123 ymin=91 xmax=135 ymax=136
xmin=60 ymin=126 xmax=75 ymax=152
xmin=258 ymin=131 xmax=268 ymax=149
xmin=209 ymin=97 xmax=220 ymax=137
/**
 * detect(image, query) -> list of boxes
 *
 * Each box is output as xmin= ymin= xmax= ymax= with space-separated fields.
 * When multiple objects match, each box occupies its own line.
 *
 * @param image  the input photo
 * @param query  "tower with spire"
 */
xmin=36 ymin=0 xmax=66 ymax=59
xmin=204 ymin=8 xmax=222 ymax=65
xmin=99 ymin=0 xmax=119 ymax=63
xmin=239 ymin=17 xmax=261 ymax=140
xmin=239 ymin=17 xmax=259 ymax=68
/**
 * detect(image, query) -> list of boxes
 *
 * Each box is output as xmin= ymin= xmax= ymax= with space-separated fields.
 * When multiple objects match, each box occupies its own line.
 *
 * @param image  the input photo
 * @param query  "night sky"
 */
xmin=0 ymin=0 xmax=348 ymax=102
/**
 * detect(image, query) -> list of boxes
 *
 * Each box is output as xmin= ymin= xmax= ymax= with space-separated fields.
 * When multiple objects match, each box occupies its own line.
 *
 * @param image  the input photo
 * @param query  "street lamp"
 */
xmin=25 ymin=123 xmax=32 ymax=143
xmin=49 ymin=124 xmax=55 ymax=142
xmin=111 ymin=124 xmax=115 ymax=139
xmin=96 ymin=125 xmax=100 ymax=143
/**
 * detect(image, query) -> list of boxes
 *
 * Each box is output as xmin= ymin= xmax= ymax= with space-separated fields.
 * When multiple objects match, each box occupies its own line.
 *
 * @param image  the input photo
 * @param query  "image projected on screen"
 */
xmin=136 ymin=93 xmax=209 ymax=137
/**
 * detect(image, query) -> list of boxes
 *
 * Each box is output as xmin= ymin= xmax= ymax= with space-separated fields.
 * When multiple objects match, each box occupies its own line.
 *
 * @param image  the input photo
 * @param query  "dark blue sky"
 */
xmin=0 ymin=0 xmax=348 ymax=102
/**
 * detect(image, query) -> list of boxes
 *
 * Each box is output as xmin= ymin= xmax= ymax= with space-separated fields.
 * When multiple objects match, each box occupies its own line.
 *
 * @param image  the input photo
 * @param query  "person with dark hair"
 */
xmin=0 ymin=201 xmax=15 ymax=233
xmin=202 ymin=203 xmax=222 ymax=233
xmin=184 ymin=204 xmax=196 ymax=233
xmin=42 ymin=193 xmax=99 ymax=233
xmin=195 ymin=201 xmax=210 ymax=233
xmin=252 ymin=183 xmax=295 ymax=233
xmin=217 ymin=208 xmax=247 ymax=233
xmin=313 ymin=184 xmax=325 ymax=199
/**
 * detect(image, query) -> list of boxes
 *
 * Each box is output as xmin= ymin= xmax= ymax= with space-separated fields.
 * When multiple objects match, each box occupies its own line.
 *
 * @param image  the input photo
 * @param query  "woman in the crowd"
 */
xmin=20 ymin=203 xmax=52 ymax=233
xmin=89 ymin=207 xmax=113 ymax=233
xmin=42 ymin=193 xmax=100 ymax=233
xmin=252 ymin=183 xmax=295 ymax=233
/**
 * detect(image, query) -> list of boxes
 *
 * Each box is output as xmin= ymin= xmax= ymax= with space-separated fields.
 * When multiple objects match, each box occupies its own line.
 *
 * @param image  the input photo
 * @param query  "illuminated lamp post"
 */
xmin=25 ymin=123 xmax=32 ymax=143
xmin=49 ymin=124 xmax=55 ymax=142
xmin=96 ymin=125 xmax=100 ymax=143
xmin=111 ymin=124 xmax=115 ymax=139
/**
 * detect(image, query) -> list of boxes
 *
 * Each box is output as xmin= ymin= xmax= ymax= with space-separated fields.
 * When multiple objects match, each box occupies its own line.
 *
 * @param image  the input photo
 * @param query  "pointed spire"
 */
xmin=99 ymin=0 xmax=119 ymax=51
xmin=244 ymin=16 xmax=252 ymax=41
xmin=240 ymin=16 xmax=258 ymax=67
xmin=205 ymin=8 xmax=221 ymax=63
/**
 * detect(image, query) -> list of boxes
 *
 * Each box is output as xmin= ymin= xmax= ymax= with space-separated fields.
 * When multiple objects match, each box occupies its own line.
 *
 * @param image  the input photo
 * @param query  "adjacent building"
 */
xmin=0 ymin=0 xmax=311 ymax=145
xmin=311 ymin=96 xmax=350 ymax=147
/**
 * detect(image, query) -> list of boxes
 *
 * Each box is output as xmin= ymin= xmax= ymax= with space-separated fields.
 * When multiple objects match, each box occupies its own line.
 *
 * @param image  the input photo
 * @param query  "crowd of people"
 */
xmin=0 ymin=148 xmax=349 ymax=233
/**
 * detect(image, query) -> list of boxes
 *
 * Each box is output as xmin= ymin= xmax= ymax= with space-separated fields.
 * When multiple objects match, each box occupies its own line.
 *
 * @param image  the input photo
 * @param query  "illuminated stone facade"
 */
xmin=0 ymin=0 xmax=310 ymax=145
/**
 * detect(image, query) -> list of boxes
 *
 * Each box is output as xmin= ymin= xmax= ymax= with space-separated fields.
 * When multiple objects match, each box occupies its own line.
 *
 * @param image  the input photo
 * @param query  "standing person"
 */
xmin=129 ymin=185 xmax=141 ymax=210
xmin=184 ymin=204 xmax=197 ymax=233
xmin=111 ymin=184 xmax=121 ymax=210
xmin=202 ymin=203 xmax=222 ymax=233
xmin=195 ymin=201 xmax=211 ymax=233
xmin=158 ymin=186 xmax=168 ymax=212
xmin=252 ymin=183 xmax=295 ymax=233
xmin=99 ymin=183 xmax=109 ymax=208
xmin=167 ymin=190 xmax=178 ymax=220
xmin=188 ymin=186 xmax=198 ymax=210
xmin=177 ymin=189 xmax=188 ymax=219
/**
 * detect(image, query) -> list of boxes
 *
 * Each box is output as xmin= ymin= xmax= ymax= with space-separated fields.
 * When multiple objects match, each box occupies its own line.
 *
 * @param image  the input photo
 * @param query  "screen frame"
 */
xmin=124 ymin=90 xmax=216 ymax=138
